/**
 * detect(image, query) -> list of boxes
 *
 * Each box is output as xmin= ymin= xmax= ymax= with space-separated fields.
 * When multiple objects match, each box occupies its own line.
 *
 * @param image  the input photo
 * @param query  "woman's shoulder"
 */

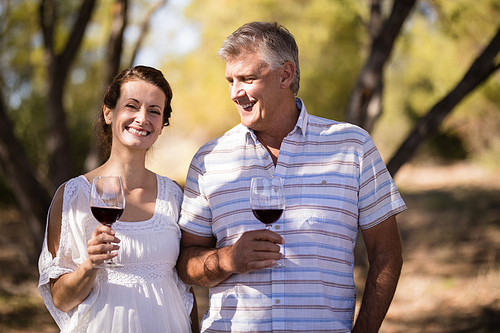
xmin=63 ymin=175 xmax=90 ymax=198
xmin=156 ymin=174 xmax=183 ymax=205
xmin=52 ymin=175 xmax=89 ymax=204
xmin=156 ymin=174 xmax=182 ymax=190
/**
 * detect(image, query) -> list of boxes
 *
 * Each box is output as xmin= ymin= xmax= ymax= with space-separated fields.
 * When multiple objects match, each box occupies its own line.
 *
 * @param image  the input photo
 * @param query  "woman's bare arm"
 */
xmin=47 ymin=186 xmax=120 ymax=312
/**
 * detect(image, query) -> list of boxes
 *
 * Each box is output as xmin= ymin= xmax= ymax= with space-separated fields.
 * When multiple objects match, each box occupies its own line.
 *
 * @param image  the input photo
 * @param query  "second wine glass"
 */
xmin=90 ymin=176 xmax=125 ymax=268
xmin=250 ymin=176 xmax=285 ymax=268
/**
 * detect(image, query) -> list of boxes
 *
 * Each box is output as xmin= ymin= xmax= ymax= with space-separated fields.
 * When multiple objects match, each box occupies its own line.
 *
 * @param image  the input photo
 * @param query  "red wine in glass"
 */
xmin=252 ymin=209 xmax=283 ymax=226
xmin=250 ymin=176 xmax=285 ymax=268
xmin=91 ymin=207 xmax=124 ymax=225
xmin=90 ymin=176 xmax=125 ymax=268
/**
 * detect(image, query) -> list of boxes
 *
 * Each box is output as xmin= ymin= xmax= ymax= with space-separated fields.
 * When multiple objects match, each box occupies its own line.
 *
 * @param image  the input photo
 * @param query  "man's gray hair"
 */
xmin=217 ymin=21 xmax=300 ymax=95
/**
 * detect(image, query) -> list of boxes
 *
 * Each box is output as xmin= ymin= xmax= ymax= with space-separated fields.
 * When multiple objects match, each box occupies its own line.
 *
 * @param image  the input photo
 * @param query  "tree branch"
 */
xmin=103 ymin=0 xmax=128 ymax=88
xmin=369 ymin=0 xmax=383 ymax=40
xmin=59 ymin=0 xmax=97 ymax=75
xmin=40 ymin=0 xmax=97 ymax=187
xmin=128 ymin=0 xmax=168 ymax=68
xmin=346 ymin=0 xmax=417 ymax=131
xmin=387 ymin=25 xmax=500 ymax=176
xmin=39 ymin=0 xmax=55 ymax=56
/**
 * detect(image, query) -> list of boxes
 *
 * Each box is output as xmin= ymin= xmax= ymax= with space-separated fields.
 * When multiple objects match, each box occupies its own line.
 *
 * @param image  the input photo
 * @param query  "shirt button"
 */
xmin=264 ymin=156 xmax=269 ymax=160
xmin=275 ymin=225 xmax=280 ymax=230
xmin=322 ymin=180 xmax=327 ymax=185
xmin=275 ymin=299 xmax=280 ymax=304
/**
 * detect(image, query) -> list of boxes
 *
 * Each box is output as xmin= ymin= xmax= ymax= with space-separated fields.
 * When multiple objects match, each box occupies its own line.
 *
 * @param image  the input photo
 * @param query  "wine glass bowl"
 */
xmin=250 ymin=176 xmax=285 ymax=267
xmin=90 ymin=176 xmax=125 ymax=268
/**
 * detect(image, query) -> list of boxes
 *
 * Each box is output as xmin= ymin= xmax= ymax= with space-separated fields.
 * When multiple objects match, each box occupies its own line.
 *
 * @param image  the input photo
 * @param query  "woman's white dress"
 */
xmin=38 ymin=174 xmax=193 ymax=333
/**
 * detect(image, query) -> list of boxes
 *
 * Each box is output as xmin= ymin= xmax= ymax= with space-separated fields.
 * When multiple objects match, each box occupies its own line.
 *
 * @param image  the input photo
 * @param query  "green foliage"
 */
xmin=1 ymin=1 xmax=47 ymax=169
xmin=372 ymin=0 xmax=500 ymax=164
xmin=1 ymin=0 xmax=114 ymax=176
xmin=2 ymin=0 xmax=500 ymax=188
xmin=423 ymin=130 xmax=469 ymax=162
xmin=293 ymin=0 xmax=367 ymax=121
xmin=161 ymin=0 xmax=368 ymax=143
xmin=167 ymin=0 xmax=500 ymax=168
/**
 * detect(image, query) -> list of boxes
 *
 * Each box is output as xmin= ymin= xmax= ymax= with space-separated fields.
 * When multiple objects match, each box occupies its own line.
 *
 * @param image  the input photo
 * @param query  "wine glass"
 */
xmin=90 ymin=176 xmax=125 ymax=268
xmin=250 ymin=176 xmax=285 ymax=268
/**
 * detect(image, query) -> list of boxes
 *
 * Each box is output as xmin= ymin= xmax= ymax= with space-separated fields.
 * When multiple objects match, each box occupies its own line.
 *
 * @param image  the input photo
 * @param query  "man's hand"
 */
xmin=220 ymin=229 xmax=284 ymax=274
xmin=177 ymin=229 xmax=284 ymax=287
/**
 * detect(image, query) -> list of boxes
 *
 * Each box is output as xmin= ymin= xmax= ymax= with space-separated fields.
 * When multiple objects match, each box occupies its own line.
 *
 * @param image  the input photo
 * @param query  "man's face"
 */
xmin=225 ymin=52 xmax=285 ymax=133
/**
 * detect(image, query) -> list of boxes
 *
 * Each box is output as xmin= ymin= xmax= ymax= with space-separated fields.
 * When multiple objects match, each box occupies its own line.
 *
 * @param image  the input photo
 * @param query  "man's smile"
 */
xmin=238 ymin=100 xmax=257 ymax=110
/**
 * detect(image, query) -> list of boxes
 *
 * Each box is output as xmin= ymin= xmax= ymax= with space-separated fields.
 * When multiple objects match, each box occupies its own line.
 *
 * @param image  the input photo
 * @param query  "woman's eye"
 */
xmin=126 ymin=104 xmax=138 ymax=109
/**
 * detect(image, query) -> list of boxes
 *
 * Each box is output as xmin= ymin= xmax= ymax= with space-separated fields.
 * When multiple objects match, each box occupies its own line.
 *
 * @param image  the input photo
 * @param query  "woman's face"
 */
xmin=104 ymin=79 xmax=166 ymax=152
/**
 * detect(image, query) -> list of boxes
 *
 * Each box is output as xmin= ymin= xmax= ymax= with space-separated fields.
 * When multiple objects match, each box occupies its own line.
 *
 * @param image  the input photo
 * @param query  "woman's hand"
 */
xmin=87 ymin=225 xmax=121 ymax=267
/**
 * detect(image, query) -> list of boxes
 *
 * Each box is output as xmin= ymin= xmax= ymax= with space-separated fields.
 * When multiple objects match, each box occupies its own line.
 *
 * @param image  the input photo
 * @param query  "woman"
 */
xmin=38 ymin=66 xmax=194 ymax=332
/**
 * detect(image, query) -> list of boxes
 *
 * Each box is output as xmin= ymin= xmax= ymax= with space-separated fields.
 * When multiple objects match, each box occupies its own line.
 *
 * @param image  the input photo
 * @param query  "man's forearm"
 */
xmin=177 ymin=245 xmax=233 ymax=288
xmin=352 ymin=253 xmax=403 ymax=333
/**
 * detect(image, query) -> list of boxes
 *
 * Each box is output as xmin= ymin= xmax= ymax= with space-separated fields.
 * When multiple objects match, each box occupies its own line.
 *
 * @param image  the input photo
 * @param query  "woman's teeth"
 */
xmin=127 ymin=127 xmax=148 ymax=136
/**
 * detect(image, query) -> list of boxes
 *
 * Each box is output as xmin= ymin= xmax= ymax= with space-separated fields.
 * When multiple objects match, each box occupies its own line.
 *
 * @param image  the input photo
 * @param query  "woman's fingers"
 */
xmin=87 ymin=225 xmax=120 ymax=266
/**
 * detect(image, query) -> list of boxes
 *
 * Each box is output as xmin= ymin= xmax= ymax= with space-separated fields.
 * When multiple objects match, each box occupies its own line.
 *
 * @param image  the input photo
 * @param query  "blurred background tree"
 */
xmin=0 ymin=0 xmax=167 ymax=258
xmin=0 ymin=0 xmax=499 ymax=258
xmin=164 ymin=0 xmax=500 ymax=174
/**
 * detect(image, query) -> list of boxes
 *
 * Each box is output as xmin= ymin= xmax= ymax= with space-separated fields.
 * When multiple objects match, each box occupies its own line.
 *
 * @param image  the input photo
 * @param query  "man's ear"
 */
xmin=103 ymin=106 xmax=112 ymax=125
xmin=280 ymin=61 xmax=295 ymax=90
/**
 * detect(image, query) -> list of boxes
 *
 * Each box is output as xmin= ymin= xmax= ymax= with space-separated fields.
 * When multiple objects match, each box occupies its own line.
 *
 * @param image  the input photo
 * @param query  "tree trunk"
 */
xmin=0 ymin=87 xmax=51 ymax=259
xmin=104 ymin=0 xmax=128 ymax=87
xmin=346 ymin=0 xmax=416 ymax=132
xmin=84 ymin=0 xmax=129 ymax=171
xmin=0 ymin=0 xmax=99 ymax=257
xmin=40 ymin=0 xmax=97 ymax=188
xmin=85 ymin=0 xmax=169 ymax=171
xmin=387 ymin=25 xmax=500 ymax=177
xmin=128 ymin=0 xmax=167 ymax=68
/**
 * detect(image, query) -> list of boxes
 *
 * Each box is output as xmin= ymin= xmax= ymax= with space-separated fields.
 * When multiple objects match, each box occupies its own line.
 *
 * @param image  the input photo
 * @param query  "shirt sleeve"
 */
xmin=357 ymin=134 xmax=407 ymax=229
xmin=38 ymin=177 xmax=100 ymax=332
xmin=178 ymin=153 xmax=214 ymax=238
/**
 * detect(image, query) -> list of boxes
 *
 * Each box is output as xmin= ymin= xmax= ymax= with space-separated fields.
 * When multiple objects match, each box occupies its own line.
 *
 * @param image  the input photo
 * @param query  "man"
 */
xmin=178 ymin=21 xmax=405 ymax=333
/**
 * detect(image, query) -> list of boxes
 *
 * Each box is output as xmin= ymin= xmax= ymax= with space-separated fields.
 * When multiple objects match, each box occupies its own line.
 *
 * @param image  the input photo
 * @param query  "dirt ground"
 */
xmin=0 ymin=162 xmax=499 ymax=333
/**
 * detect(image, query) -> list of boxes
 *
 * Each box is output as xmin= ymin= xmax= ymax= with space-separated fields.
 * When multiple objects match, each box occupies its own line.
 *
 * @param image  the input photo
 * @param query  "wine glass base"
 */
xmin=272 ymin=260 xmax=285 ymax=268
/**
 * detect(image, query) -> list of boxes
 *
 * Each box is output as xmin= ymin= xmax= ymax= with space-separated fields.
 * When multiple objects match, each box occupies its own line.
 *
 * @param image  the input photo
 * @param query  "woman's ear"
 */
xmin=280 ymin=61 xmax=295 ymax=90
xmin=103 ymin=106 xmax=113 ymax=125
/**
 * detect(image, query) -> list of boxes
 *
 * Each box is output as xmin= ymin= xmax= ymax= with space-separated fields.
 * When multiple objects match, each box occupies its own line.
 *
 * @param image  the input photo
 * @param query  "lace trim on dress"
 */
xmin=98 ymin=260 xmax=175 ymax=285
xmin=38 ymin=174 xmax=192 ymax=331
xmin=112 ymin=175 xmax=183 ymax=236
xmin=38 ymin=177 xmax=97 ymax=333
xmin=60 ymin=177 xmax=90 ymax=269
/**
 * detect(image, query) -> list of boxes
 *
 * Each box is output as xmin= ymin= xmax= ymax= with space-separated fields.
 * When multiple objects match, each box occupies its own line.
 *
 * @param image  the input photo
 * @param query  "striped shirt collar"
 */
xmin=245 ymin=97 xmax=307 ymax=144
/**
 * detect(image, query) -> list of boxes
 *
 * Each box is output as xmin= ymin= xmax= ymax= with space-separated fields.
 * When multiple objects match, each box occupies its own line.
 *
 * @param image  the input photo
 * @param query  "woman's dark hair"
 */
xmin=95 ymin=66 xmax=173 ymax=158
